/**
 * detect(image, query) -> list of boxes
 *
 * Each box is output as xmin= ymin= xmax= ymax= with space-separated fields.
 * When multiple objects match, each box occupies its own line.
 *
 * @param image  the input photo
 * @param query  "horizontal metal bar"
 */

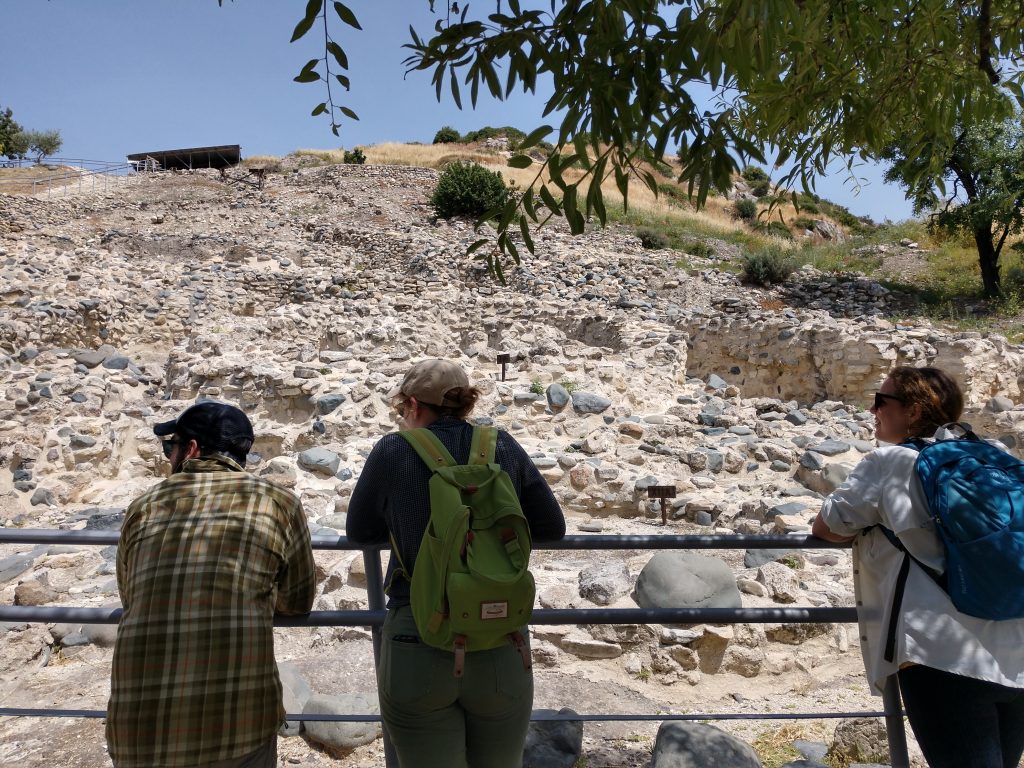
xmin=0 ymin=529 xmax=847 ymax=550
xmin=0 ymin=707 xmax=891 ymax=722
xmin=0 ymin=606 xmax=856 ymax=626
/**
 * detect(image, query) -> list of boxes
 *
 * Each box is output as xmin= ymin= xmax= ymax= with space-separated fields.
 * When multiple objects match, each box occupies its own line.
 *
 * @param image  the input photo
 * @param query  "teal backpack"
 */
xmin=394 ymin=425 xmax=535 ymax=676
xmin=881 ymin=423 xmax=1024 ymax=661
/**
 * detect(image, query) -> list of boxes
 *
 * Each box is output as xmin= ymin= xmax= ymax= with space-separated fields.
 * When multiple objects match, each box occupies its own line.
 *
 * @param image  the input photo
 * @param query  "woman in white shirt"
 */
xmin=813 ymin=366 xmax=1024 ymax=768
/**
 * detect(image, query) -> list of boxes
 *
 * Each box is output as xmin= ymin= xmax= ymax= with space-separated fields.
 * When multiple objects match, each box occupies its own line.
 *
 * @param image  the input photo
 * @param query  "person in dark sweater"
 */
xmin=347 ymin=358 xmax=565 ymax=768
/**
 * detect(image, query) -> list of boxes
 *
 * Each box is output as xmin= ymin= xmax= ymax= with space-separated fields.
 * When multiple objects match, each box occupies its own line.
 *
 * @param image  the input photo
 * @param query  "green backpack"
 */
xmin=394 ymin=426 xmax=535 ymax=676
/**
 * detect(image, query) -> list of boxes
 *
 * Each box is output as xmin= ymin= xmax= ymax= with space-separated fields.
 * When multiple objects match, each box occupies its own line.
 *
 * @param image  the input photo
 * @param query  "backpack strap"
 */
xmin=399 ymin=428 xmax=457 ymax=470
xmin=468 ymin=425 xmax=498 ymax=465
xmin=877 ymin=526 xmax=947 ymax=663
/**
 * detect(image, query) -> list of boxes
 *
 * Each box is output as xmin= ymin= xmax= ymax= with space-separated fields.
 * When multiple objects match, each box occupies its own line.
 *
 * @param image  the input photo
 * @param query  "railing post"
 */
xmin=362 ymin=548 xmax=398 ymax=768
xmin=882 ymin=674 xmax=909 ymax=768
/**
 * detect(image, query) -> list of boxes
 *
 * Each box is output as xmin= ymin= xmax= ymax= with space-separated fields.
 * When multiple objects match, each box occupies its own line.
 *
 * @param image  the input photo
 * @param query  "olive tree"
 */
xmin=25 ymin=129 xmax=62 ymax=164
xmin=884 ymin=116 xmax=1024 ymax=298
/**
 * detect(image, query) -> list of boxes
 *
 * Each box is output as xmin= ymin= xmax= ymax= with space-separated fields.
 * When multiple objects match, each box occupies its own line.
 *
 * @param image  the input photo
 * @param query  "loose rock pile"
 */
xmin=1 ymin=164 xmax=1020 ymax=767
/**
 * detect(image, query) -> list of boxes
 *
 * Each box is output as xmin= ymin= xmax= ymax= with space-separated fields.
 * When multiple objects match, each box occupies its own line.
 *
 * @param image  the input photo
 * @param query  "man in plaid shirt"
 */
xmin=107 ymin=401 xmax=316 ymax=768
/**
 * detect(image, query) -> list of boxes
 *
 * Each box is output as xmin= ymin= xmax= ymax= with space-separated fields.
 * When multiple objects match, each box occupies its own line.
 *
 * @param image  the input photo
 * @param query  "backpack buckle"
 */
xmin=510 ymin=631 xmax=532 ymax=671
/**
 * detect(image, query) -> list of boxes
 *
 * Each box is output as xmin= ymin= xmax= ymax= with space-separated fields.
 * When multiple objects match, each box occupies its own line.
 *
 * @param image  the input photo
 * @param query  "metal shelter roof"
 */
xmin=126 ymin=144 xmax=241 ymax=170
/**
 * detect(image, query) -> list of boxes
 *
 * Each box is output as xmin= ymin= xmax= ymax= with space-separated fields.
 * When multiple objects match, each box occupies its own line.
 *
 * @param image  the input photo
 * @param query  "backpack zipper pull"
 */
xmin=460 ymin=531 xmax=475 ymax=560
xmin=453 ymin=635 xmax=467 ymax=678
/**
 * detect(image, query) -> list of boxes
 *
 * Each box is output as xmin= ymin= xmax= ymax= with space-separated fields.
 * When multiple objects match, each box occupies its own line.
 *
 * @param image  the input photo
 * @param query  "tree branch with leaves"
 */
xmin=240 ymin=1 xmax=1024 ymax=278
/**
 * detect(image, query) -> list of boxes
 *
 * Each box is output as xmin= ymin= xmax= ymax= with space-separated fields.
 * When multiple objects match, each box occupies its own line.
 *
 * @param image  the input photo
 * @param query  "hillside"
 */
xmin=2 ymin=155 xmax=1024 ymax=767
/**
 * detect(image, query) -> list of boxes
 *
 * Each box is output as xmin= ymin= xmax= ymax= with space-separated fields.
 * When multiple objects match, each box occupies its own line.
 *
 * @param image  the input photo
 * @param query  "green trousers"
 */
xmin=378 ymin=606 xmax=533 ymax=768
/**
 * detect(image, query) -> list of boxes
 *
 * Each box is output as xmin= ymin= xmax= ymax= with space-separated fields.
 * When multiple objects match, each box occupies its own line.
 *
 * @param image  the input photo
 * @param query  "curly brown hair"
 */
xmin=888 ymin=366 xmax=964 ymax=437
xmin=392 ymin=386 xmax=481 ymax=421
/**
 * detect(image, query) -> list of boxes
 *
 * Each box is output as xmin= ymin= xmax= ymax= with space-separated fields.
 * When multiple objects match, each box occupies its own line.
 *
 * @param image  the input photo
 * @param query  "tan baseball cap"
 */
xmin=391 ymin=359 xmax=470 ymax=407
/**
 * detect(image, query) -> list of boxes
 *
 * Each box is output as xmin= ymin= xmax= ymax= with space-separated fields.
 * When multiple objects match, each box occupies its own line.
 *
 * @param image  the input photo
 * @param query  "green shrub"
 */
xmin=757 ymin=220 xmax=794 ymax=240
xmin=795 ymin=194 xmax=821 ymax=214
xmin=734 ymin=199 xmax=758 ymax=221
xmin=343 ymin=147 xmax=366 ymax=165
xmin=657 ymin=182 xmax=690 ymax=205
xmin=637 ymin=227 xmax=670 ymax=249
xmin=433 ymin=126 xmax=461 ymax=144
xmin=742 ymin=245 xmax=797 ymax=286
xmin=685 ymin=240 xmax=715 ymax=259
xmin=430 ymin=161 xmax=511 ymax=219
xmin=653 ymin=160 xmax=675 ymax=178
xmin=751 ymin=179 xmax=771 ymax=197
xmin=790 ymin=216 xmax=816 ymax=231
xmin=742 ymin=165 xmax=769 ymax=183
xmin=461 ymin=125 xmax=527 ymax=149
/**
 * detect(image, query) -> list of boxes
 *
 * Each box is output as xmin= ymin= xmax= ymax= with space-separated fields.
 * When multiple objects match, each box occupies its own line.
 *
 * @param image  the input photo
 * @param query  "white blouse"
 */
xmin=819 ymin=437 xmax=1024 ymax=695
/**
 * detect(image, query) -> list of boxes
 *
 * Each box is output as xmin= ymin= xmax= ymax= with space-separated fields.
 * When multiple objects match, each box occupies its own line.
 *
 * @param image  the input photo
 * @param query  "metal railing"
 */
xmin=0 ymin=529 xmax=909 ymax=767
xmin=0 ymin=157 xmax=141 ymax=198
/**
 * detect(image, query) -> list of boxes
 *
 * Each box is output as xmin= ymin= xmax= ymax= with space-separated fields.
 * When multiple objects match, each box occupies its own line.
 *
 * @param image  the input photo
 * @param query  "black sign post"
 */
xmin=496 ymin=353 xmax=511 ymax=382
xmin=647 ymin=485 xmax=677 ymax=526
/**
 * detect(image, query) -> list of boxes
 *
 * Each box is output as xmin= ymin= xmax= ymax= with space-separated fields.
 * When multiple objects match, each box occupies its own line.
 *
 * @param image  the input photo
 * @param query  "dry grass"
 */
xmin=240 ymin=154 xmax=283 ymax=171
xmin=363 ymin=142 xmax=503 ymax=168
xmin=363 ymin=142 xmax=768 ymax=237
xmin=0 ymin=164 xmax=84 ymax=195
xmin=291 ymin=148 xmax=349 ymax=164
xmin=751 ymin=722 xmax=812 ymax=768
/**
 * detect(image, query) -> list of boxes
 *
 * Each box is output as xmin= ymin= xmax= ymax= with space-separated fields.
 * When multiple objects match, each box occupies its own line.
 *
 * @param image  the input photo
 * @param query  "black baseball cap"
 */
xmin=154 ymin=401 xmax=255 ymax=460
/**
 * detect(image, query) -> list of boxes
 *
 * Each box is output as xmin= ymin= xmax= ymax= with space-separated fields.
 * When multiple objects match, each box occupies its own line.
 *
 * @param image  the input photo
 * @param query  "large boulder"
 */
xmin=279 ymin=662 xmax=314 ymax=737
xmin=578 ymin=561 xmax=632 ymax=606
xmin=651 ymin=722 xmax=762 ymax=768
xmin=298 ymin=448 xmax=341 ymax=477
xmin=302 ymin=692 xmax=381 ymax=755
xmin=634 ymin=552 xmax=741 ymax=610
xmin=826 ymin=718 xmax=889 ymax=766
xmin=522 ymin=708 xmax=584 ymax=768
xmin=571 ymin=391 xmax=612 ymax=414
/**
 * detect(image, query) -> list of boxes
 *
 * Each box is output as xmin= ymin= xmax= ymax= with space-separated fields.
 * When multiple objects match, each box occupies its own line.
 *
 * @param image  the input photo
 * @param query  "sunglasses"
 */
xmin=161 ymin=440 xmax=180 ymax=459
xmin=873 ymin=392 xmax=904 ymax=410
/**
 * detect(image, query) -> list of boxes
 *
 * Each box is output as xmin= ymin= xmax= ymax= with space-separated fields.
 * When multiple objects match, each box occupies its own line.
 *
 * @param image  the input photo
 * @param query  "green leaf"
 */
xmin=333 ymin=2 xmax=362 ymax=30
xmin=335 ymin=73 xmax=350 ymax=90
xmin=547 ymin=154 xmax=564 ymax=187
xmin=467 ymin=238 xmax=490 ymax=255
xmin=508 ymin=154 xmax=533 ymax=169
xmin=563 ymin=185 xmax=585 ymax=234
xmin=504 ymin=232 xmax=521 ymax=264
xmin=522 ymin=188 xmax=538 ymax=221
xmin=311 ymin=102 xmax=328 ymax=116
xmin=519 ymin=216 xmax=535 ymax=254
xmin=539 ymin=184 xmax=561 ymax=215
xmin=290 ymin=0 xmax=322 ymax=42
xmin=326 ymin=41 xmax=349 ymax=70
xmin=519 ymin=124 xmax=554 ymax=150
xmin=450 ymin=75 xmax=463 ymax=110
xmin=614 ymin=164 xmax=629 ymax=211
xmin=339 ymin=106 xmax=359 ymax=120
xmin=294 ymin=59 xmax=321 ymax=84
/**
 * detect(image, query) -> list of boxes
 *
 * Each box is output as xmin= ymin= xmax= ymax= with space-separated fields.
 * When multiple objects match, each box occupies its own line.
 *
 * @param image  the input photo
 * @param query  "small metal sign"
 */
xmin=496 ymin=353 xmax=511 ymax=381
xmin=646 ymin=485 xmax=677 ymax=499
xmin=647 ymin=485 xmax=677 ymax=525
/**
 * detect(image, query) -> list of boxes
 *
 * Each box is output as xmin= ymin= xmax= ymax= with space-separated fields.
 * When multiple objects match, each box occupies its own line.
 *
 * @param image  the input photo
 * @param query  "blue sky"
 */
xmin=2 ymin=1 xmax=914 ymax=221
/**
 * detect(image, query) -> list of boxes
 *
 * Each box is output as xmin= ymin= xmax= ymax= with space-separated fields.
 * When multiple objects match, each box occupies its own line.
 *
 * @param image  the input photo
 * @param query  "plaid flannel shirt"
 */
xmin=107 ymin=455 xmax=315 ymax=767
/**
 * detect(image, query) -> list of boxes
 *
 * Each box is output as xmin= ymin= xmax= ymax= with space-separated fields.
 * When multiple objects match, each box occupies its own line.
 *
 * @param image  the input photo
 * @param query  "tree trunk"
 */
xmin=975 ymin=225 xmax=1001 ymax=299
